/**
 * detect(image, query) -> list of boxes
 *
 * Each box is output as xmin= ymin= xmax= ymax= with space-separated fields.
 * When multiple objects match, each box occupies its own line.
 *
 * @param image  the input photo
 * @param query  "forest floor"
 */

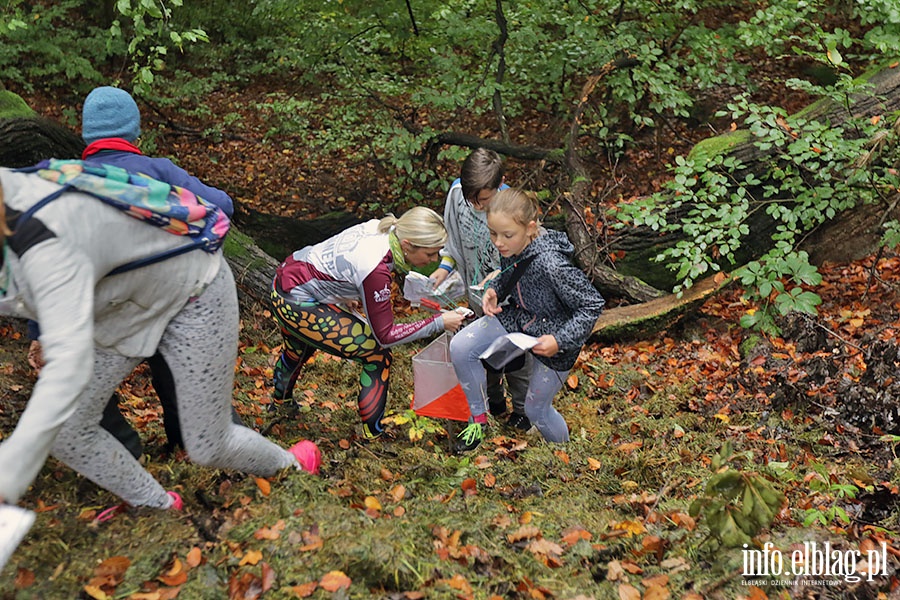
xmin=4 ymin=58 xmax=900 ymax=600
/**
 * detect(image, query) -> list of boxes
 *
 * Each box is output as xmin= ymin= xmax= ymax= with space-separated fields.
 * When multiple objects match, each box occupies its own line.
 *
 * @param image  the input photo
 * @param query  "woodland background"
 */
xmin=3 ymin=1 xmax=900 ymax=599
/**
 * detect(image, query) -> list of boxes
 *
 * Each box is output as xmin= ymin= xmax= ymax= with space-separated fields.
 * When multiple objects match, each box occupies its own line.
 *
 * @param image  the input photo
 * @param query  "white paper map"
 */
xmin=478 ymin=332 xmax=539 ymax=370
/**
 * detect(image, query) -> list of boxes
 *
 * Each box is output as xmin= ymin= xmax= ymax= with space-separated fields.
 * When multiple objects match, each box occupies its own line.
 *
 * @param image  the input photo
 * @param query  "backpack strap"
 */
xmin=12 ymin=183 xmax=212 ymax=277
xmin=495 ymin=254 xmax=537 ymax=302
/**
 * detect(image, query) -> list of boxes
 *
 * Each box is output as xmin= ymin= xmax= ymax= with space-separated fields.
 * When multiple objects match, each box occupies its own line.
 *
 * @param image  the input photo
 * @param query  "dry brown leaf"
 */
xmin=612 ymin=519 xmax=647 ymax=537
xmin=461 ymin=478 xmax=477 ymax=496
xmin=255 ymin=478 xmax=271 ymax=496
xmin=440 ymin=574 xmax=472 ymax=594
xmin=261 ymin=562 xmax=276 ymax=593
xmin=617 ymin=440 xmax=643 ymax=453
xmin=561 ymin=527 xmax=591 ymax=546
xmin=128 ymin=593 xmax=162 ymax=600
xmin=607 ymin=560 xmax=625 ymax=582
xmin=239 ymin=549 xmax=263 ymax=566
xmin=566 ymin=374 xmax=578 ymax=389
xmin=14 ymin=568 xmax=35 ymax=589
xmin=290 ymin=581 xmax=318 ymax=597
xmin=379 ymin=468 xmax=394 ymax=481
xmin=621 ymin=560 xmax=643 ymax=574
xmin=587 ymin=457 xmax=603 ymax=470
xmin=554 ymin=450 xmax=570 ymax=464
xmin=507 ymin=524 xmax=540 ymax=543
xmin=483 ymin=473 xmax=496 ymax=488
xmin=527 ymin=538 xmax=564 ymax=557
xmin=95 ymin=556 xmax=131 ymax=578
xmin=83 ymin=586 xmax=109 ymax=600
xmin=644 ymin=584 xmax=670 ymax=600
xmin=363 ymin=496 xmax=382 ymax=511
xmin=642 ymin=574 xmax=669 ymax=588
xmin=390 ymin=484 xmax=406 ymax=502
xmin=185 ymin=547 xmax=202 ymax=569
xmin=393 ymin=506 xmax=406 ymax=517
xmin=617 ymin=583 xmax=641 ymax=600
xmin=319 ymin=570 xmax=351 ymax=592
xmin=473 ymin=455 xmax=493 ymax=469
xmin=519 ymin=511 xmax=533 ymax=524
xmin=338 ymin=439 xmax=350 ymax=449
xmin=298 ymin=530 xmax=323 ymax=552
xmin=158 ymin=570 xmax=188 ymax=587
xmin=747 ymin=586 xmax=768 ymax=600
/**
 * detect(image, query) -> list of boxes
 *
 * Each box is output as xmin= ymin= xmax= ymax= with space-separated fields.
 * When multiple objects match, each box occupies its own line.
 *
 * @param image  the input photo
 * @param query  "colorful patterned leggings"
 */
xmin=271 ymin=288 xmax=391 ymax=436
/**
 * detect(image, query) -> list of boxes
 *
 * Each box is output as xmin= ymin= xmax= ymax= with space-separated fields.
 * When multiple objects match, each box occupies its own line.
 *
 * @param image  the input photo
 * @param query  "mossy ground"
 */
xmin=1 ymin=286 xmax=899 ymax=599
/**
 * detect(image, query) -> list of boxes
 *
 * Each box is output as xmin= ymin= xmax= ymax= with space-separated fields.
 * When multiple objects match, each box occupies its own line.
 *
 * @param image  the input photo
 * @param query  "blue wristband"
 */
xmin=438 ymin=263 xmax=454 ymax=273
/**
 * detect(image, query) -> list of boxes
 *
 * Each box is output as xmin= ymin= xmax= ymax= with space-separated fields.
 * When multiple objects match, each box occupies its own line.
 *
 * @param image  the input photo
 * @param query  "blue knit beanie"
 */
xmin=81 ymin=86 xmax=141 ymax=144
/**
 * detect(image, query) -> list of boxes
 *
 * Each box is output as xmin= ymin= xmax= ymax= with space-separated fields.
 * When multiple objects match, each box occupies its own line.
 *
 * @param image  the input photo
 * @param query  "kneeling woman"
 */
xmin=271 ymin=207 xmax=466 ymax=438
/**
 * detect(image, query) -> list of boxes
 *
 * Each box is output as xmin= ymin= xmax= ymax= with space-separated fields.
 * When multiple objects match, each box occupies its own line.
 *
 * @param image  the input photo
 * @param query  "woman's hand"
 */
xmin=482 ymin=288 xmax=502 ymax=316
xmin=430 ymin=268 xmax=450 ymax=289
xmin=532 ymin=335 xmax=559 ymax=357
xmin=441 ymin=310 xmax=466 ymax=333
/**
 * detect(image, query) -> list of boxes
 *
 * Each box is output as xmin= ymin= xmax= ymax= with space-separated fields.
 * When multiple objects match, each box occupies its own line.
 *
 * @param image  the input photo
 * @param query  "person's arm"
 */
xmin=359 ymin=263 xmax=445 ymax=348
xmin=156 ymin=159 xmax=235 ymax=217
xmin=437 ymin=186 xmax=466 ymax=274
xmin=546 ymin=256 xmax=606 ymax=356
xmin=0 ymin=240 xmax=95 ymax=503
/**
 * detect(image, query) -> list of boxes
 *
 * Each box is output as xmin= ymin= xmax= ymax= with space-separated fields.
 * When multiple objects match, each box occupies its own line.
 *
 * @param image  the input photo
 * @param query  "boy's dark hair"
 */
xmin=460 ymin=148 xmax=504 ymax=202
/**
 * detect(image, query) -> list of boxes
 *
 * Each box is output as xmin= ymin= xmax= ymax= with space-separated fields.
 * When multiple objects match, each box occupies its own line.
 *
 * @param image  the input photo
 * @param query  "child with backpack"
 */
xmin=0 ymin=167 xmax=319 ymax=570
xmin=449 ymin=189 xmax=605 ymax=453
xmin=429 ymin=148 xmax=532 ymax=430
xmin=25 ymin=86 xmax=238 ymax=455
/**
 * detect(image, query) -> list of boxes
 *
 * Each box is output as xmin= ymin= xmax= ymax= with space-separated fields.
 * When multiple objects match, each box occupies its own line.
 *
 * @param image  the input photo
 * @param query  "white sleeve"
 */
xmin=0 ymin=239 xmax=95 ymax=503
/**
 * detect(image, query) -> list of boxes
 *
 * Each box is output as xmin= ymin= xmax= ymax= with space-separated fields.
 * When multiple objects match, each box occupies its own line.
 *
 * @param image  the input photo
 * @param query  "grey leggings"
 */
xmin=449 ymin=316 xmax=570 ymax=442
xmin=50 ymin=264 xmax=295 ymax=508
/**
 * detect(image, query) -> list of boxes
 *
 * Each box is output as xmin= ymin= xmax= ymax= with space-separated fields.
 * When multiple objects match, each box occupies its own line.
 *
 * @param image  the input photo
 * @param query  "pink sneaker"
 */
xmin=167 ymin=491 xmax=183 ymax=511
xmin=289 ymin=440 xmax=322 ymax=475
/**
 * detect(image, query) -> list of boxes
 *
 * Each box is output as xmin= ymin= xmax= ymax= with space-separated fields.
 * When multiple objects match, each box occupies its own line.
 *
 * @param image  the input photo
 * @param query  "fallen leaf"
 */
xmin=607 ymin=560 xmax=625 ymax=581
xmin=527 ymin=538 xmax=564 ymax=558
xmin=390 ymin=484 xmax=406 ymax=502
xmin=290 ymin=582 xmax=318 ymax=597
xmin=644 ymin=583 xmax=670 ymax=600
xmin=440 ymin=573 xmax=472 ymax=594
xmin=255 ymin=478 xmax=271 ymax=496
xmin=748 ymin=586 xmax=768 ymax=600
xmin=508 ymin=525 xmax=540 ymax=543
xmin=319 ymin=570 xmax=351 ymax=592
xmin=617 ymin=583 xmax=641 ymax=600
xmin=363 ymin=496 xmax=382 ymax=511
xmin=561 ymin=527 xmax=591 ymax=546
xmin=186 ymin=547 xmax=202 ymax=568
xmin=566 ymin=374 xmax=578 ymax=389
xmin=587 ymin=457 xmax=603 ymax=470
xmin=95 ymin=556 xmax=131 ymax=579
xmin=14 ymin=568 xmax=35 ymax=589
xmin=239 ymin=549 xmax=263 ymax=566
xmin=483 ymin=473 xmax=496 ymax=488
xmin=554 ymin=450 xmax=570 ymax=464
xmin=461 ymin=478 xmax=477 ymax=496
xmin=83 ymin=585 xmax=109 ymax=600
xmin=261 ymin=562 xmax=276 ymax=592
xmin=612 ymin=520 xmax=646 ymax=537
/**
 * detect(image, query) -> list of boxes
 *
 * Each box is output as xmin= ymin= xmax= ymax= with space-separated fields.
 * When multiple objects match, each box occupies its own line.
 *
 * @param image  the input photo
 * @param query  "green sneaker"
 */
xmin=454 ymin=422 xmax=485 ymax=454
